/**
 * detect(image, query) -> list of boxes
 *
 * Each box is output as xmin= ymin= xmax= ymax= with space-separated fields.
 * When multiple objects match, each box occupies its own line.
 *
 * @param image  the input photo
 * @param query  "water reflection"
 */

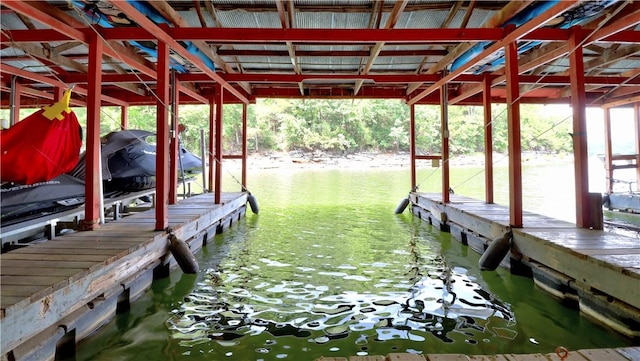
xmin=166 ymin=208 xmax=516 ymax=359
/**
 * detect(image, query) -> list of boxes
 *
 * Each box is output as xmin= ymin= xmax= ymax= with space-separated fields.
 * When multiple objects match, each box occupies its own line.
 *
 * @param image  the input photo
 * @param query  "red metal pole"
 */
xmin=9 ymin=77 xmax=21 ymax=126
xmin=410 ymin=104 xmax=416 ymax=191
xmin=214 ymin=83 xmax=224 ymax=204
xmin=155 ymin=39 xmax=170 ymax=231
xmin=241 ymin=103 xmax=248 ymax=190
xmin=441 ymin=83 xmax=450 ymax=204
xmin=505 ymin=41 xmax=523 ymax=228
xmin=208 ymin=94 xmax=215 ymax=193
xmin=635 ymin=103 xmax=640 ymax=190
xmin=603 ymin=107 xmax=613 ymax=194
xmin=483 ymin=73 xmax=494 ymax=204
xmin=569 ymin=27 xmax=590 ymax=228
xmin=81 ymin=31 xmax=103 ymax=230
xmin=169 ymin=77 xmax=180 ymax=205
xmin=120 ymin=106 xmax=128 ymax=130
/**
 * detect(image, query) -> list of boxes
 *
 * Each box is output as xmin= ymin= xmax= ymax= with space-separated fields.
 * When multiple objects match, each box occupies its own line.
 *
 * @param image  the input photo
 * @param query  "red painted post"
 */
xmin=603 ymin=107 xmax=613 ymax=194
xmin=241 ymin=103 xmax=248 ymax=190
xmin=9 ymin=77 xmax=21 ymax=126
xmin=81 ymin=31 xmax=103 ymax=230
xmin=208 ymin=94 xmax=215 ymax=193
xmin=169 ymin=71 xmax=179 ymax=205
xmin=53 ymin=87 xmax=63 ymax=102
xmin=441 ymin=83 xmax=450 ymax=204
xmin=155 ymin=39 xmax=170 ymax=231
xmin=410 ymin=104 xmax=416 ymax=191
xmin=120 ymin=106 xmax=128 ymax=130
xmin=483 ymin=73 xmax=494 ymax=204
xmin=569 ymin=27 xmax=590 ymax=228
xmin=635 ymin=103 xmax=640 ymax=190
xmin=505 ymin=41 xmax=523 ymax=228
xmin=214 ymin=83 xmax=224 ymax=204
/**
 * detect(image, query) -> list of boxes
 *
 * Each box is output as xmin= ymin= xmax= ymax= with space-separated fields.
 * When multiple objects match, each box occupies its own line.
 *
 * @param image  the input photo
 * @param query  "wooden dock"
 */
xmin=0 ymin=192 xmax=248 ymax=361
xmin=315 ymin=346 xmax=640 ymax=361
xmin=409 ymin=193 xmax=640 ymax=339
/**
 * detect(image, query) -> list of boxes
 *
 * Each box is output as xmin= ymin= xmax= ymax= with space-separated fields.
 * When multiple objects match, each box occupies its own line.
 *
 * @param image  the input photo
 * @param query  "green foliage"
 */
xmin=0 ymin=100 xmax=576 ymax=156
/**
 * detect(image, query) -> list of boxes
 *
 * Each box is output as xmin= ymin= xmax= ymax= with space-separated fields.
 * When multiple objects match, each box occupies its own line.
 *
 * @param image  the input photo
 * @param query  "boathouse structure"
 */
xmin=1 ymin=1 xmax=639 ymax=360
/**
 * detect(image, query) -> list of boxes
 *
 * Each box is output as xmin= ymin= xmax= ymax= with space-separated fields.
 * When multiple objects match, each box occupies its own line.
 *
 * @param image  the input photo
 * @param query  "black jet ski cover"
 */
xmin=1 ymin=174 xmax=86 ymax=224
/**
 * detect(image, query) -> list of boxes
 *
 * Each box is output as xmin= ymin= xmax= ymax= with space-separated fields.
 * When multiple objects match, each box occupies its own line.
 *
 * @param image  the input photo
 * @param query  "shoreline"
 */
xmin=241 ymin=151 xmax=575 ymax=170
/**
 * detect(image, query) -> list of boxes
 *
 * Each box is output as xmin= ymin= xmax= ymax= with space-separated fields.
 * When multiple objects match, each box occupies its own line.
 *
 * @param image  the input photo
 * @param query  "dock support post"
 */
xmin=505 ymin=40 xmax=523 ymax=228
xmin=604 ymin=107 xmax=613 ymax=194
xmin=214 ymin=83 xmax=224 ymax=204
xmin=120 ymin=105 xmax=128 ymax=130
xmin=82 ymin=31 xmax=103 ymax=230
xmin=169 ymin=70 xmax=179 ymax=205
xmin=440 ymin=79 xmax=450 ymax=204
xmin=242 ymin=103 xmax=248 ymax=190
xmin=9 ymin=75 xmax=20 ymax=127
xmin=208 ymin=95 xmax=215 ymax=193
xmin=410 ymin=104 xmax=417 ymax=191
xmin=635 ymin=102 xmax=640 ymax=189
xmin=155 ymin=38 xmax=170 ymax=231
xmin=483 ymin=73 xmax=494 ymax=204
xmin=569 ymin=27 xmax=592 ymax=228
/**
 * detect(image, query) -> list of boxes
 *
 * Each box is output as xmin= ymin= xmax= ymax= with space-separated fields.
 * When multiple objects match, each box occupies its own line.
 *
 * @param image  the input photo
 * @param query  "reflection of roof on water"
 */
xmin=168 ymin=253 xmax=516 ymax=347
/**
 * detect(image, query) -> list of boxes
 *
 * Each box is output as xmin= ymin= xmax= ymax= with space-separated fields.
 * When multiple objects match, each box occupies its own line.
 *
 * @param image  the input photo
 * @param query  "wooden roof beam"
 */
xmin=406 ymin=0 xmax=535 ymax=95
xmin=3 ymin=1 xmax=157 ymax=78
xmin=354 ymin=0 xmax=408 ymax=95
xmin=407 ymin=1 xmax=580 ymax=106
xmin=110 ymin=1 xmax=249 ymax=104
xmin=276 ymin=0 xmax=303 ymax=95
xmin=0 ymin=63 xmax=127 ymax=106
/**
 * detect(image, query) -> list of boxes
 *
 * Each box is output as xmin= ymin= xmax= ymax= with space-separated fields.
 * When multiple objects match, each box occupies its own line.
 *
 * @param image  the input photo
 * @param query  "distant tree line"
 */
xmin=2 ymin=99 xmax=575 ymax=157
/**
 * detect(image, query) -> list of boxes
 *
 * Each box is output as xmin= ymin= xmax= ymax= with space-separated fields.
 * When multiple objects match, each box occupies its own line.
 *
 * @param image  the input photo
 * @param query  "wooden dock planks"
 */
xmin=0 ymin=192 xmax=248 ymax=354
xmin=314 ymin=346 xmax=640 ymax=361
xmin=411 ymin=193 xmax=640 ymax=338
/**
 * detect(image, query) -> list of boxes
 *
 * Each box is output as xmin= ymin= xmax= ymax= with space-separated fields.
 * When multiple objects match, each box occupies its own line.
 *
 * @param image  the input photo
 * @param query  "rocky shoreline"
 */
xmin=244 ymin=151 xmax=573 ymax=170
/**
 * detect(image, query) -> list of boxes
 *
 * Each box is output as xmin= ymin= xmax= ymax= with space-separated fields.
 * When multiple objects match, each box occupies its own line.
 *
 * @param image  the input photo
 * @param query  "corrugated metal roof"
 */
xmin=0 ymin=0 xmax=637 ymax=105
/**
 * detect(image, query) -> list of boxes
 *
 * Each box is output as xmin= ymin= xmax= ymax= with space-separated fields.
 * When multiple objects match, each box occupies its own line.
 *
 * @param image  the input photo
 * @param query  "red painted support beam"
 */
xmin=483 ymin=73 xmax=494 ymax=204
xmin=208 ymin=96 xmax=215 ymax=193
xmin=505 ymin=41 xmax=523 ymax=228
xmin=169 ymin=74 xmax=180 ymax=205
xmin=241 ymin=103 xmax=248 ymax=190
xmin=81 ymin=32 xmax=102 ymax=230
xmin=410 ymin=104 xmax=417 ymax=191
xmin=603 ymin=107 xmax=613 ymax=194
xmin=569 ymin=28 xmax=590 ymax=229
xmin=155 ymin=40 xmax=170 ymax=231
xmin=10 ymin=78 xmax=21 ymax=126
xmin=441 ymin=83 xmax=450 ymax=204
xmin=214 ymin=84 xmax=224 ymax=204
xmin=0 ymin=64 xmax=128 ymax=106
xmin=111 ymin=1 xmax=248 ymax=105
xmin=406 ymin=1 xmax=578 ymax=106
xmin=635 ymin=103 xmax=640 ymax=190
xmin=120 ymin=106 xmax=128 ymax=130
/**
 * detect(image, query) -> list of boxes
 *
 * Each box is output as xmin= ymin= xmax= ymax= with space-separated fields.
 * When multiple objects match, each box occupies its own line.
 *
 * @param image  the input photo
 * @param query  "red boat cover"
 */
xmin=1 ymin=90 xmax=82 ymax=185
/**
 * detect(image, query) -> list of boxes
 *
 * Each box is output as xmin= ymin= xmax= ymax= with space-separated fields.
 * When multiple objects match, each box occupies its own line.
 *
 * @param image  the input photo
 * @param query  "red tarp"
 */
xmin=1 ymin=90 xmax=82 ymax=185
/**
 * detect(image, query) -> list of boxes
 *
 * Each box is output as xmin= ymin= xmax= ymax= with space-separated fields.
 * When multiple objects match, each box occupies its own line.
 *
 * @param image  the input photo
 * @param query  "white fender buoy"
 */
xmin=168 ymin=234 xmax=199 ymax=274
xmin=247 ymin=193 xmax=259 ymax=214
xmin=395 ymin=197 xmax=410 ymax=214
xmin=479 ymin=231 xmax=512 ymax=271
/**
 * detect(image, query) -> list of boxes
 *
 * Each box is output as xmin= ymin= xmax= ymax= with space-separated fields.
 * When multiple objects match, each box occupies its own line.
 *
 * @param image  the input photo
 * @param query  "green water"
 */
xmin=74 ymin=165 xmax=633 ymax=361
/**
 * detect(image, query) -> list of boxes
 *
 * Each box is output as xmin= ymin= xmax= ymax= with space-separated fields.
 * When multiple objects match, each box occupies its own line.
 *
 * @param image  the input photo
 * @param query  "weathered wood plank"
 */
xmin=7 ymin=247 xmax=133 ymax=256
xmin=468 ymin=355 xmax=510 ymax=361
xmin=1 ymin=253 xmax=116 ymax=263
xmin=577 ymin=348 xmax=630 ymax=361
xmin=0 ymin=259 xmax=98 ymax=270
xmin=0 ymin=192 xmax=247 ymax=354
xmin=0 ymin=267 xmax=86 ymax=279
xmin=386 ymin=354 xmax=426 ymax=361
